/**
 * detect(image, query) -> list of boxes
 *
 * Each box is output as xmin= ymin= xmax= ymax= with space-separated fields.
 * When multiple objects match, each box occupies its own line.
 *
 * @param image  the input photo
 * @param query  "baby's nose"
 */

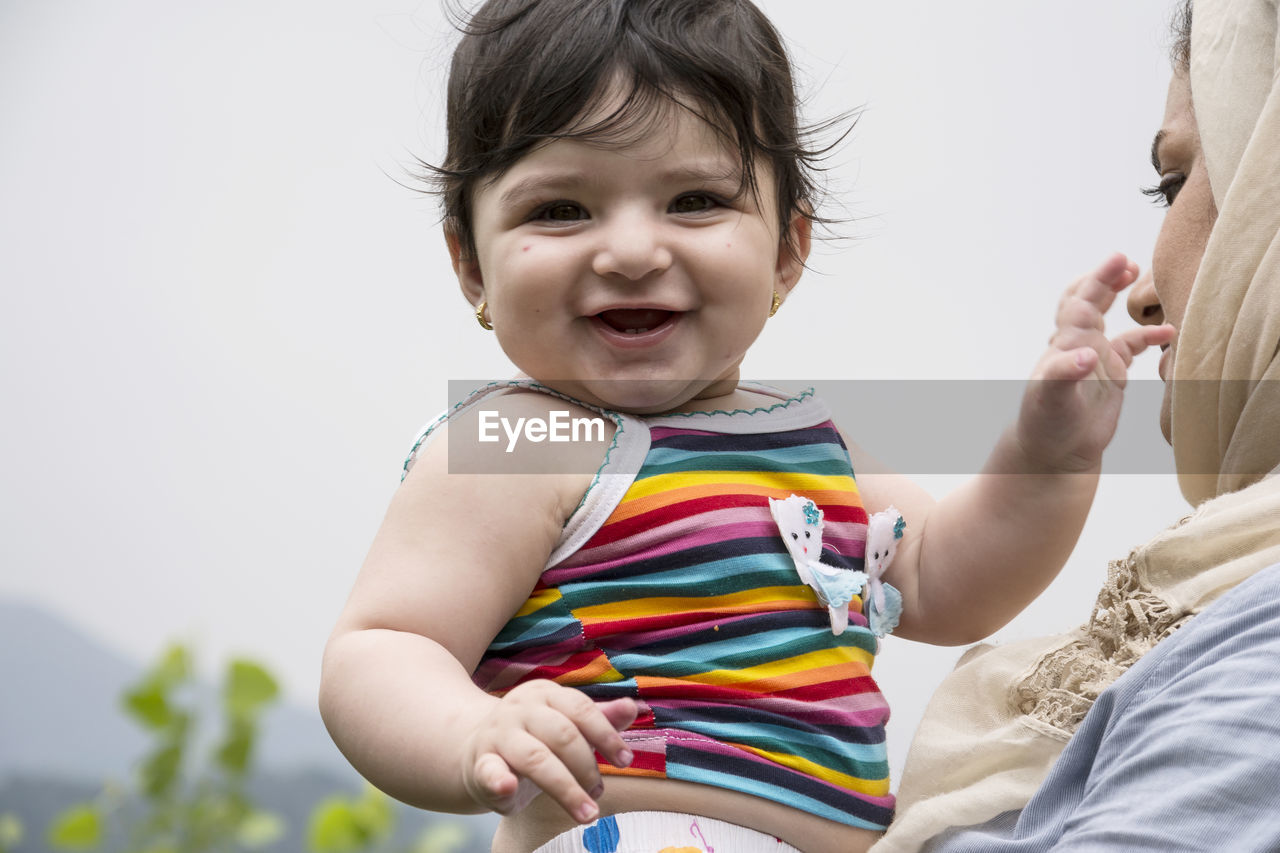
xmin=592 ymin=215 xmax=673 ymax=281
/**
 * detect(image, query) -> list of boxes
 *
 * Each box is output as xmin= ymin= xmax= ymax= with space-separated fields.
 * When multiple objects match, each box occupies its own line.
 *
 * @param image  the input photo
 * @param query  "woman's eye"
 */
xmin=1141 ymin=173 xmax=1186 ymax=208
xmin=534 ymin=202 xmax=587 ymax=222
xmin=670 ymin=193 xmax=718 ymax=214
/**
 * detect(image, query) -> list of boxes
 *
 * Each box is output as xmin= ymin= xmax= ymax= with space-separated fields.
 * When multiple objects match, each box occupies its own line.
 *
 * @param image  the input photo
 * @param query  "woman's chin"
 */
xmin=1160 ymin=392 xmax=1173 ymax=445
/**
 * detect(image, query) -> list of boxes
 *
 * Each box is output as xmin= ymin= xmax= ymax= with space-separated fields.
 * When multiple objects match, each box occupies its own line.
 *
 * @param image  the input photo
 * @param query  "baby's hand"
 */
xmin=461 ymin=681 xmax=637 ymax=822
xmin=1019 ymin=253 xmax=1175 ymax=472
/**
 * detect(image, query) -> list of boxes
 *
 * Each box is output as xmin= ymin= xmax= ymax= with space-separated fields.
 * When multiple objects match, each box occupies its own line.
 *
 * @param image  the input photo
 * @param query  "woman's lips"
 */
xmin=1159 ymin=345 xmax=1172 ymax=381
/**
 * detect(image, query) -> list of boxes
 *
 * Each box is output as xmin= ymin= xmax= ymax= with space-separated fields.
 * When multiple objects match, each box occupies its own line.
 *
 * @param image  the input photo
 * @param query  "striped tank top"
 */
xmin=412 ymin=382 xmax=893 ymax=830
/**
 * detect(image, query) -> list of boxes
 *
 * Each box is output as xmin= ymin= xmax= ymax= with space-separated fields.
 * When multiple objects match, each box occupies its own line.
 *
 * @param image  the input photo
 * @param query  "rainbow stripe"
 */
xmin=473 ymin=419 xmax=893 ymax=830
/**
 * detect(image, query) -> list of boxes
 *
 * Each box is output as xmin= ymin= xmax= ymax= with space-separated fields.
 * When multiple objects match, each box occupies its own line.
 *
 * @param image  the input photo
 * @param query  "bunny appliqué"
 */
xmin=767 ymin=494 xmax=903 ymax=637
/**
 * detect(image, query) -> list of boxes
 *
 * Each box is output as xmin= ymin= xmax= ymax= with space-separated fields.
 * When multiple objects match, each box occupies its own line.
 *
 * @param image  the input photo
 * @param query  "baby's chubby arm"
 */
xmin=319 ymin=396 xmax=635 ymax=823
xmin=854 ymin=254 xmax=1175 ymax=645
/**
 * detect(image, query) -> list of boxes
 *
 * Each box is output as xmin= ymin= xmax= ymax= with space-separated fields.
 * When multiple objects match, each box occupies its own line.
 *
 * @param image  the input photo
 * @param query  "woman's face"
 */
xmin=1127 ymin=68 xmax=1219 ymax=441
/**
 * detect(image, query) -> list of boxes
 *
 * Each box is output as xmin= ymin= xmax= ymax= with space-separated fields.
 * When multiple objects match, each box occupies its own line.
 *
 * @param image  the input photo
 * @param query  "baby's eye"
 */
xmin=534 ymin=202 xmax=588 ymax=222
xmin=1140 ymin=173 xmax=1186 ymax=208
xmin=669 ymin=193 xmax=718 ymax=214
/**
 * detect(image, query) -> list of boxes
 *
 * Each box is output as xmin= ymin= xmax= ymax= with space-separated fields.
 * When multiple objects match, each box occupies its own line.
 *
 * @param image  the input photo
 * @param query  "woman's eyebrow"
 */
xmin=1150 ymin=129 xmax=1167 ymax=172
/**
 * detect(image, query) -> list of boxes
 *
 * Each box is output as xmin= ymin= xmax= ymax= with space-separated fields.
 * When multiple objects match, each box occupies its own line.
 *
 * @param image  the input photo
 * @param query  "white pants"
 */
xmin=530 ymin=810 xmax=804 ymax=853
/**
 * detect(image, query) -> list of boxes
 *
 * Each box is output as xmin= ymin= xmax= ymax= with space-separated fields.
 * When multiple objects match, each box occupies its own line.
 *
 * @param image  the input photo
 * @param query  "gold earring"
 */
xmin=768 ymin=291 xmax=782 ymax=317
xmin=475 ymin=300 xmax=493 ymax=330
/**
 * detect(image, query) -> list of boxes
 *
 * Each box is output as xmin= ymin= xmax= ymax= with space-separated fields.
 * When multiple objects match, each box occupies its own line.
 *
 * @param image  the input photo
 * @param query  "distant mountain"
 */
xmin=0 ymin=770 xmax=497 ymax=853
xmin=0 ymin=599 xmax=499 ymax=851
xmin=0 ymin=599 xmax=351 ymax=780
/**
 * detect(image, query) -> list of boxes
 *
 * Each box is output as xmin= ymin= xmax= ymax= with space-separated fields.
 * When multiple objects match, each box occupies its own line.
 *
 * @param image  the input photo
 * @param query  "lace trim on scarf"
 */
xmin=1013 ymin=517 xmax=1196 ymax=733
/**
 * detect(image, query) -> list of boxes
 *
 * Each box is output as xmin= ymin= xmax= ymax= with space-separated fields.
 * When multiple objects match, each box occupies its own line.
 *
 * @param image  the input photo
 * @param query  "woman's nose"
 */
xmin=1126 ymin=268 xmax=1164 ymax=326
xmin=591 ymin=214 xmax=673 ymax=281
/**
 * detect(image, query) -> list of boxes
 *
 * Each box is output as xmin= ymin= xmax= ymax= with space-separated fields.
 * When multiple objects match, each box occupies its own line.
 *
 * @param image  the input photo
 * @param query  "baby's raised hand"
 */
xmin=1019 ymin=253 xmax=1175 ymax=472
xmin=461 ymin=681 xmax=637 ymax=822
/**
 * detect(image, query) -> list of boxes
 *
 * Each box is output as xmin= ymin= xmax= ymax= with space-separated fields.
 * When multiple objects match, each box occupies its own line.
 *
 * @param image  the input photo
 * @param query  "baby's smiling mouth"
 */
xmin=596 ymin=308 xmax=676 ymax=335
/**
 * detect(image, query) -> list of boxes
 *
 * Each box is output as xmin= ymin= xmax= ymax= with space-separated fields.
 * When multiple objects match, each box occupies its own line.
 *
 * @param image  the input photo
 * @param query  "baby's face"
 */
xmin=451 ymin=100 xmax=808 ymax=414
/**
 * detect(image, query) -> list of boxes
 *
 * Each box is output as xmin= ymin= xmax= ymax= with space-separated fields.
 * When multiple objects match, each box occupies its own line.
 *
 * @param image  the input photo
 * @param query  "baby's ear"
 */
xmin=445 ymin=226 xmax=485 ymax=303
xmin=776 ymin=212 xmax=812 ymax=295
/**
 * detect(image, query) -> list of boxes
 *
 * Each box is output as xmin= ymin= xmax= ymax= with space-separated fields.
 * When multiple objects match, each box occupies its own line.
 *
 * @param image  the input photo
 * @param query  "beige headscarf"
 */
xmin=873 ymin=1 xmax=1280 ymax=850
xmin=1174 ymin=0 xmax=1280 ymax=503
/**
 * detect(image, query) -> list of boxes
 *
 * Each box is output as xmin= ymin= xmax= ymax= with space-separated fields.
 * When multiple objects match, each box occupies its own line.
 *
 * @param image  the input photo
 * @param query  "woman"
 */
xmin=872 ymin=0 xmax=1280 ymax=849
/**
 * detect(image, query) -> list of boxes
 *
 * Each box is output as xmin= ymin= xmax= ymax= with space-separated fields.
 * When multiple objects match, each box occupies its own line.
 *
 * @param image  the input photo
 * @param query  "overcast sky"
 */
xmin=1 ymin=0 xmax=1190 ymax=785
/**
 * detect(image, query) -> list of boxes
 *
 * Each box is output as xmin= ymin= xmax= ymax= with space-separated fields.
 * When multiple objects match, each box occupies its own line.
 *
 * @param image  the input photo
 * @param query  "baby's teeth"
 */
xmin=624 ymin=327 xmax=649 ymax=334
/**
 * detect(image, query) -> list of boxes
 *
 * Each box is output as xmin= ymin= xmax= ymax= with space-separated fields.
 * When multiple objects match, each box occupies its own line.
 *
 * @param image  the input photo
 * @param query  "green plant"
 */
xmin=41 ymin=643 xmax=474 ymax=853
xmin=0 ymin=813 xmax=24 ymax=853
xmin=47 ymin=644 xmax=285 ymax=853
xmin=306 ymin=785 xmax=393 ymax=853
xmin=305 ymin=786 xmax=472 ymax=853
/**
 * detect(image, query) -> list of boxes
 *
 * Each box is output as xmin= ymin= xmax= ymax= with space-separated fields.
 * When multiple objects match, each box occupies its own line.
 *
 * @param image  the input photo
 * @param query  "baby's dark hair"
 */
xmin=426 ymin=0 xmax=842 ymax=261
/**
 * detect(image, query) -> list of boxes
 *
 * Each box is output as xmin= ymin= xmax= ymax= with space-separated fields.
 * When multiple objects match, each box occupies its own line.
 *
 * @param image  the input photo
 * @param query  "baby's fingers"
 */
xmin=1038 ymin=324 xmax=1175 ymax=386
xmin=597 ymin=698 xmax=640 ymax=761
xmin=471 ymin=751 xmax=522 ymax=811
xmin=506 ymin=691 xmax=633 ymax=822
xmin=1038 ymin=347 xmax=1100 ymax=383
xmin=467 ymin=685 xmax=637 ymax=823
xmin=546 ymin=692 xmax=636 ymax=770
xmin=1064 ymin=252 xmax=1140 ymax=314
xmin=489 ymin=724 xmax=600 ymax=822
xmin=1109 ymin=323 xmax=1176 ymax=369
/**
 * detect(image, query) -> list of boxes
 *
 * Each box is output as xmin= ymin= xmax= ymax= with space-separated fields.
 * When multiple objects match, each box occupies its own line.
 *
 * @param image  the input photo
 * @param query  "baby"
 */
xmin=318 ymin=1 xmax=1173 ymax=851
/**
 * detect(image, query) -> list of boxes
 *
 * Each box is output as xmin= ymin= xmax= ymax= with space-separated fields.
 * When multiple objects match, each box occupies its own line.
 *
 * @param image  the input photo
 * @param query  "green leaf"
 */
xmin=237 ymin=811 xmax=286 ymax=849
xmin=0 ymin=813 xmax=25 ymax=851
xmin=186 ymin=789 xmax=234 ymax=837
xmin=122 ymin=683 xmax=173 ymax=730
xmin=350 ymin=786 xmax=393 ymax=842
xmin=151 ymin=644 xmax=192 ymax=689
xmin=122 ymin=646 xmax=193 ymax=731
xmin=412 ymin=822 xmax=471 ymax=853
xmin=224 ymin=660 xmax=278 ymax=717
xmin=139 ymin=742 xmax=183 ymax=799
xmin=47 ymin=805 xmax=102 ymax=851
xmin=306 ymin=800 xmax=365 ymax=853
xmin=215 ymin=718 xmax=254 ymax=775
xmin=305 ymin=788 xmax=394 ymax=853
